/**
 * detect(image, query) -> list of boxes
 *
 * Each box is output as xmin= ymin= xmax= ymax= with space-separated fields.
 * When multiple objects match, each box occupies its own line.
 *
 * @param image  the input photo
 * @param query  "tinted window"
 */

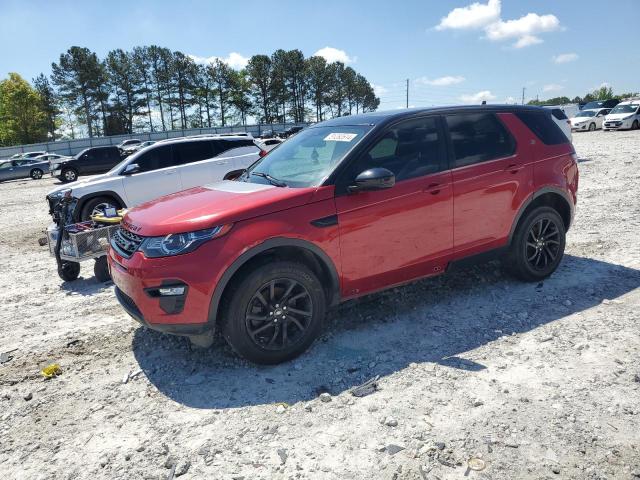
xmin=446 ymin=113 xmax=515 ymax=167
xmin=134 ymin=145 xmax=174 ymax=173
xmin=173 ymin=141 xmax=213 ymax=165
xmin=213 ymin=139 xmax=255 ymax=155
xmin=515 ymin=111 xmax=568 ymax=145
xmin=551 ymin=109 xmax=567 ymax=120
xmin=349 ymin=117 xmax=444 ymax=182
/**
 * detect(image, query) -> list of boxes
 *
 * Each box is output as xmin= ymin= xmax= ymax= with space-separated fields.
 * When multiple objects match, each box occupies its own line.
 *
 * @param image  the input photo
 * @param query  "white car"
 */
xmin=570 ymin=108 xmax=611 ymax=132
xmin=603 ymin=100 xmax=640 ymax=131
xmin=46 ymin=135 xmax=265 ymax=221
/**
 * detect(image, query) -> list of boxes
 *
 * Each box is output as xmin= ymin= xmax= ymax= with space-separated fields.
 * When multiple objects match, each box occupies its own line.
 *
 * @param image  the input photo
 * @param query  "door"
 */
xmin=174 ymin=140 xmax=222 ymax=188
xmin=335 ymin=116 xmax=453 ymax=296
xmin=121 ymin=144 xmax=182 ymax=206
xmin=0 ymin=161 xmax=21 ymax=180
xmin=446 ymin=112 xmax=533 ymax=256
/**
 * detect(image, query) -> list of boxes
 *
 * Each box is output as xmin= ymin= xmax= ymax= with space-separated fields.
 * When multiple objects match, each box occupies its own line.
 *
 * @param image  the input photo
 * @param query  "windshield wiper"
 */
xmin=251 ymin=171 xmax=287 ymax=187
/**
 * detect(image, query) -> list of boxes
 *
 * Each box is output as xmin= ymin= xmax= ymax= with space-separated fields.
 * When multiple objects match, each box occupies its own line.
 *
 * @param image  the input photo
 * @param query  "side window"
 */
xmin=446 ymin=113 xmax=515 ymax=168
xmin=173 ymin=141 xmax=213 ymax=165
xmin=350 ymin=117 xmax=444 ymax=182
xmin=515 ymin=111 xmax=568 ymax=145
xmin=213 ymin=139 xmax=255 ymax=156
xmin=134 ymin=145 xmax=174 ymax=173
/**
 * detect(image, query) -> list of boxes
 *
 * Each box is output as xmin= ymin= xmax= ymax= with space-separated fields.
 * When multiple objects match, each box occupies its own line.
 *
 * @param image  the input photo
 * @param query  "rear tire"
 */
xmin=79 ymin=196 xmax=121 ymax=221
xmin=61 ymin=168 xmax=78 ymax=183
xmin=30 ymin=169 xmax=43 ymax=180
xmin=221 ymin=260 xmax=326 ymax=364
xmin=505 ymin=207 xmax=566 ymax=282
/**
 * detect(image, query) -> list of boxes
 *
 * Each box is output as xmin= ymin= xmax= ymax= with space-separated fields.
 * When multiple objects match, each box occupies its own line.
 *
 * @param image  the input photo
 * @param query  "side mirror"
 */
xmin=122 ymin=163 xmax=140 ymax=175
xmin=348 ymin=167 xmax=395 ymax=193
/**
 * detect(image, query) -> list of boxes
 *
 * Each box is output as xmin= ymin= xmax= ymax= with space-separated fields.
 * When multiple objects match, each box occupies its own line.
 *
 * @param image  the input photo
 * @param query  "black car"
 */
xmin=581 ymin=99 xmax=619 ymax=110
xmin=51 ymin=146 xmax=123 ymax=183
xmin=279 ymin=125 xmax=304 ymax=138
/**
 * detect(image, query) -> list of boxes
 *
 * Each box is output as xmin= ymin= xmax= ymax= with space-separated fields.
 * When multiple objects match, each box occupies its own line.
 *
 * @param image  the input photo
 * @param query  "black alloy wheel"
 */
xmin=245 ymin=278 xmax=313 ymax=351
xmin=524 ymin=217 xmax=561 ymax=271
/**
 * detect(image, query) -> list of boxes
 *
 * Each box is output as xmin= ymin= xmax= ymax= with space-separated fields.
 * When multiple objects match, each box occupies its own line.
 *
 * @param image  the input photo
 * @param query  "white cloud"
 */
xmin=313 ymin=47 xmax=354 ymax=64
xmin=543 ymin=84 xmax=564 ymax=92
xmin=371 ymin=83 xmax=388 ymax=96
xmin=435 ymin=1 xmax=560 ymax=48
xmin=416 ymin=75 xmax=466 ymax=86
xmin=188 ymin=52 xmax=249 ymax=69
xmin=552 ymin=53 xmax=578 ymax=64
xmin=504 ymin=96 xmax=518 ymax=104
xmin=436 ymin=0 xmax=501 ymax=31
xmin=459 ymin=90 xmax=496 ymax=103
xmin=513 ymin=35 xmax=543 ymax=48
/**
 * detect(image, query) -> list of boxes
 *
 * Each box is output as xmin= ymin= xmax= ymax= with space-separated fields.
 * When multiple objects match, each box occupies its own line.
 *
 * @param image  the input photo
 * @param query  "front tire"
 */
xmin=30 ymin=169 xmax=43 ymax=180
xmin=58 ymin=261 xmax=81 ymax=282
xmin=632 ymin=120 xmax=639 ymax=130
xmin=505 ymin=207 xmax=566 ymax=282
xmin=93 ymin=256 xmax=111 ymax=282
xmin=61 ymin=168 xmax=78 ymax=183
xmin=79 ymin=196 xmax=121 ymax=221
xmin=221 ymin=261 xmax=326 ymax=364
xmin=589 ymin=123 xmax=596 ymax=131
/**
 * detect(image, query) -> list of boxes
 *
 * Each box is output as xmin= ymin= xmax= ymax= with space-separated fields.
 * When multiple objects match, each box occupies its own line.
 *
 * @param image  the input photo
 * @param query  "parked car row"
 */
xmin=570 ymin=100 xmax=640 ymax=132
xmin=42 ymin=105 xmax=579 ymax=364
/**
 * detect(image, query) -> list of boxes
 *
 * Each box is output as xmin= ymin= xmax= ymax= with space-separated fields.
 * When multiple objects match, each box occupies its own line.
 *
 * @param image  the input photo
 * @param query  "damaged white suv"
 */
xmin=47 ymin=135 xmax=265 ymax=221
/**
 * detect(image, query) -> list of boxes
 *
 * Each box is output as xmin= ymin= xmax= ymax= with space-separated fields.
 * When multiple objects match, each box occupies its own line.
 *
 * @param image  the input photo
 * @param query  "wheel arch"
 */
xmin=508 ymin=187 xmax=574 ymax=244
xmin=75 ymin=191 xmax=127 ymax=221
xmin=207 ymin=238 xmax=341 ymax=330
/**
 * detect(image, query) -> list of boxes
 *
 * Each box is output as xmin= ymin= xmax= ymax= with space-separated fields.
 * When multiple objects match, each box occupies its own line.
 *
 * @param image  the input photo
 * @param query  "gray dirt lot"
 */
xmin=0 ymin=130 xmax=639 ymax=480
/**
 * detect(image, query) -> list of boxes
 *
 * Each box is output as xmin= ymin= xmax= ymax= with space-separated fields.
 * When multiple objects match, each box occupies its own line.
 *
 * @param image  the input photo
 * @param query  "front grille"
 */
xmin=111 ymin=227 xmax=144 ymax=258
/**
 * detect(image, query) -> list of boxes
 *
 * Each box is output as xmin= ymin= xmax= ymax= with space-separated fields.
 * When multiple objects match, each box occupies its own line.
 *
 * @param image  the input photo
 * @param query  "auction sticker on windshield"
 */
xmin=324 ymin=133 xmax=358 ymax=142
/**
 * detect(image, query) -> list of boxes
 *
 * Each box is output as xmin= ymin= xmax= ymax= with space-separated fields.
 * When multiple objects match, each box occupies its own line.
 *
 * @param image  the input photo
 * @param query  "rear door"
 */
xmin=173 ymin=140 xmax=218 ymax=189
xmin=213 ymin=139 xmax=261 ymax=171
xmin=446 ymin=112 xmax=533 ymax=257
xmin=121 ymin=144 xmax=182 ymax=206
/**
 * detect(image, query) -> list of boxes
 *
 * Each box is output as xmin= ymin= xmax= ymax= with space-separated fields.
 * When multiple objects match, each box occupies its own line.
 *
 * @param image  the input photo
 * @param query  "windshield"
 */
xmin=575 ymin=110 xmax=596 ymax=118
xmin=610 ymin=104 xmax=639 ymax=114
xmin=244 ymin=125 xmax=372 ymax=188
xmin=582 ymin=101 xmax=604 ymax=110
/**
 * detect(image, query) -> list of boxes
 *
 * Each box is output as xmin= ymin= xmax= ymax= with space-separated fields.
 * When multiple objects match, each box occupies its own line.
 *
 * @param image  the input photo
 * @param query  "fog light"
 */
xmin=158 ymin=286 xmax=185 ymax=296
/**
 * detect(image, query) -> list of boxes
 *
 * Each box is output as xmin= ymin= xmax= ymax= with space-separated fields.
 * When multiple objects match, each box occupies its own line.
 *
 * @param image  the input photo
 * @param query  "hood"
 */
xmin=570 ymin=117 xmax=590 ymax=125
xmin=123 ymin=180 xmax=317 ymax=237
xmin=47 ymin=172 xmax=115 ymax=196
xmin=605 ymin=113 xmax=635 ymax=121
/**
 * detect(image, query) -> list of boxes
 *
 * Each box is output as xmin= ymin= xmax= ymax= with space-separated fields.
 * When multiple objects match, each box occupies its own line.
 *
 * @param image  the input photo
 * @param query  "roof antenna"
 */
xmin=481 ymin=100 xmax=487 ymax=105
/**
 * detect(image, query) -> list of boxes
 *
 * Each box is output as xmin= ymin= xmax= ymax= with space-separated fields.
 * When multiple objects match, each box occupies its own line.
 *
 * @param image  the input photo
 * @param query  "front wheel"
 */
xmin=61 ymin=168 xmax=78 ymax=183
xmin=93 ymin=256 xmax=111 ymax=282
xmin=632 ymin=120 xmax=639 ymax=130
xmin=221 ymin=261 xmax=326 ymax=364
xmin=505 ymin=207 xmax=566 ymax=282
xmin=58 ymin=261 xmax=81 ymax=282
xmin=30 ymin=169 xmax=43 ymax=180
xmin=589 ymin=123 xmax=596 ymax=131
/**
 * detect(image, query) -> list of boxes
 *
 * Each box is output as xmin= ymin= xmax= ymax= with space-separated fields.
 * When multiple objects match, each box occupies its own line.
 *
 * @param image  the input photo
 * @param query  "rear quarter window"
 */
xmin=515 ymin=111 xmax=569 ymax=145
xmin=551 ymin=109 xmax=567 ymax=120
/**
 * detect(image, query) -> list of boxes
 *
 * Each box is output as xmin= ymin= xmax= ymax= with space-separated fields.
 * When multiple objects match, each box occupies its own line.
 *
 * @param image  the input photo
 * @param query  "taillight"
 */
xmin=259 ymin=149 xmax=268 ymax=158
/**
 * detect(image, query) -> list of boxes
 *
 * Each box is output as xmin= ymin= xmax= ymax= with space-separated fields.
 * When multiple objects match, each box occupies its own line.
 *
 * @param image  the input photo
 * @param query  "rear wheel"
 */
xmin=506 ymin=207 xmax=566 ymax=282
xmin=30 ymin=169 xmax=43 ymax=180
xmin=61 ymin=168 xmax=78 ymax=183
xmin=589 ymin=123 xmax=596 ymax=131
xmin=79 ymin=196 xmax=121 ymax=221
xmin=93 ymin=256 xmax=111 ymax=282
xmin=221 ymin=261 xmax=326 ymax=364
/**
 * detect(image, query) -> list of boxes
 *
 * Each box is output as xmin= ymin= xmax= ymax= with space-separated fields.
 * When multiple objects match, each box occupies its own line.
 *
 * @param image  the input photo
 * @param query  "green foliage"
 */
xmin=530 ymin=87 xmax=639 ymax=107
xmin=0 ymin=73 xmax=48 ymax=146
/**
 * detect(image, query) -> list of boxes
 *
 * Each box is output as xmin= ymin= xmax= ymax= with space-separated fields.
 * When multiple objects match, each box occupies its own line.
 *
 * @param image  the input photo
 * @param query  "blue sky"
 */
xmin=0 ymin=0 xmax=638 ymax=109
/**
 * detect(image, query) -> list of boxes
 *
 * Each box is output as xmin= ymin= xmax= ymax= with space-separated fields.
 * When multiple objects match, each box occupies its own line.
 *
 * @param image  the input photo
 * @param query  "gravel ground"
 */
xmin=1 ymin=130 xmax=639 ymax=480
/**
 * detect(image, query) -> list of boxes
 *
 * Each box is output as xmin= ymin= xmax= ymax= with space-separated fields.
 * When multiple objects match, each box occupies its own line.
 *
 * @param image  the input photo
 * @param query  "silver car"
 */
xmin=0 ymin=158 xmax=50 ymax=182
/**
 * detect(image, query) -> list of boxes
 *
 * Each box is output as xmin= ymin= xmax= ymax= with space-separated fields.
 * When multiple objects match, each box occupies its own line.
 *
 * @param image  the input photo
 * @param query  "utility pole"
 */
xmin=406 ymin=79 xmax=409 ymax=109
xmin=521 ymin=87 xmax=526 ymax=105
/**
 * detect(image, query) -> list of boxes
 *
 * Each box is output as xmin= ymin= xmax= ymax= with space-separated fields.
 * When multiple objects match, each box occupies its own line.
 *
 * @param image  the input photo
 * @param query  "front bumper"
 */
xmin=571 ymin=123 xmax=589 ymax=131
xmin=108 ymin=247 xmax=215 ymax=336
xmin=603 ymin=120 xmax=631 ymax=130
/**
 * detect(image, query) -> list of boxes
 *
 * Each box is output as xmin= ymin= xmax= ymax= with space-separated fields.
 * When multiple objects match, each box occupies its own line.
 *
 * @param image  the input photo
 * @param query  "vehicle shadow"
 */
xmin=132 ymin=254 xmax=640 ymax=409
xmin=59 ymin=276 xmax=113 ymax=296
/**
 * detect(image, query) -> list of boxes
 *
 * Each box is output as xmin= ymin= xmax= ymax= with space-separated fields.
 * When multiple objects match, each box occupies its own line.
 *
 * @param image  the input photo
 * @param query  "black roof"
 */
xmin=314 ymin=105 xmax=547 ymax=128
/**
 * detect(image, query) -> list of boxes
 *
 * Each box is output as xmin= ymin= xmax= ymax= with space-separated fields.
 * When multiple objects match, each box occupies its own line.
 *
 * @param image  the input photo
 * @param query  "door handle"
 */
xmin=424 ymin=182 xmax=445 ymax=194
xmin=504 ymin=163 xmax=522 ymax=174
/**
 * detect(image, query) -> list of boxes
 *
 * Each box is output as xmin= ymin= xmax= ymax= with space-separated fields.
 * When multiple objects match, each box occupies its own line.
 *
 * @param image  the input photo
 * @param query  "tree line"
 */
xmin=527 ymin=85 xmax=639 ymax=107
xmin=0 ymin=46 xmax=380 ymax=146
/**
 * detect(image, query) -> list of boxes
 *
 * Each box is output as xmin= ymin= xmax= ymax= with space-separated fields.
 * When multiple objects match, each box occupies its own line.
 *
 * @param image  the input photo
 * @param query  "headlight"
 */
xmin=50 ymin=188 xmax=72 ymax=198
xmin=139 ymin=225 xmax=232 ymax=258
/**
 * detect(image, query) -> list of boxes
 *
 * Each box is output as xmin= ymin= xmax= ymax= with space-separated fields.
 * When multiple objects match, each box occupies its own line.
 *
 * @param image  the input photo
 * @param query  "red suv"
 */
xmin=109 ymin=106 xmax=578 ymax=364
